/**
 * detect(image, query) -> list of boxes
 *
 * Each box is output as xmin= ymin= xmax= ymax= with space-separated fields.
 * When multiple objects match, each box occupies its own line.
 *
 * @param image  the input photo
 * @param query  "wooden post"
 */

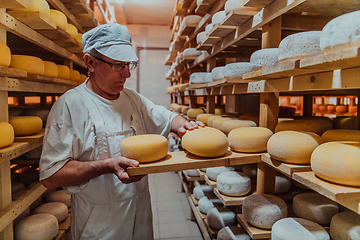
xmin=259 ymin=92 xmax=279 ymax=132
xmin=303 ymin=95 xmax=313 ymax=117
xmin=261 ymin=16 xmax=282 ymax=49
xmin=206 ymin=95 xmax=215 ymax=114
xmin=257 ymin=162 xmax=276 ymax=194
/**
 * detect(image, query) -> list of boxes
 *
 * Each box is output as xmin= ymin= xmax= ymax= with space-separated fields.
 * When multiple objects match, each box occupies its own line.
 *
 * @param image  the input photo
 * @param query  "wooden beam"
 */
xmin=281 ymin=14 xmax=334 ymax=31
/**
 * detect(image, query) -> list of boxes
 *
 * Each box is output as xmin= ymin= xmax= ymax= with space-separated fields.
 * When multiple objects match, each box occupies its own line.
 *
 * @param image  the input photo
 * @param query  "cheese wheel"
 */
xmin=205 ymin=24 xmax=213 ymax=35
xmin=212 ymin=11 xmax=226 ymax=25
xmin=268 ymin=131 xmax=323 ymax=164
xmin=243 ymin=193 xmax=287 ymax=229
xmin=206 ymin=115 xmax=221 ymax=127
xmin=229 ymin=127 xmax=273 ymax=153
xmin=13 ymin=207 xmax=30 ymax=228
xmin=311 ymin=141 xmax=360 ymax=186
xmin=181 ymin=106 xmax=190 ymax=115
xmin=0 ymin=122 xmax=14 ymax=148
xmin=330 ymin=211 xmax=360 ymax=240
xmin=46 ymin=190 xmax=71 ymax=207
xmin=198 ymin=196 xmax=223 ymax=214
xmin=186 ymin=169 xmax=200 ymax=177
xmin=33 ymin=202 xmax=68 ymax=223
xmin=212 ymin=66 xmax=225 ymax=81
xmin=217 ymin=171 xmax=251 ymax=197
xmin=222 ymin=119 xmax=257 ymax=135
xmin=9 ymin=116 xmax=42 ymax=136
xmin=69 ymin=69 xmax=81 ymax=82
xmin=320 ymin=11 xmax=360 ymax=53
xmin=332 ymin=116 xmax=358 ymax=130
xmin=0 ymin=43 xmax=11 ymax=67
xmin=206 ymin=166 xmax=234 ymax=181
xmin=224 ymin=0 xmax=245 ymax=14
xmin=15 ymin=213 xmax=59 ymax=240
xmin=196 ymin=31 xmax=207 ymax=44
xmin=218 ymin=226 xmax=251 ymax=240
xmin=271 ymin=217 xmax=330 ymax=240
xmin=250 ymin=48 xmax=279 ymax=68
xmin=242 ymin=164 xmax=257 ymax=179
xmin=10 ymin=55 xmax=44 ymax=75
xmin=13 ymin=0 xmax=50 ymax=18
xmin=66 ymin=23 xmax=78 ymax=39
xmin=321 ymin=129 xmax=360 ymax=142
xmin=335 ymin=104 xmax=348 ymax=114
xmin=213 ymin=117 xmax=231 ymax=131
xmin=183 ymin=48 xmax=202 ymax=57
xmin=278 ymin=31 xmax=322 ymax=62
xmin=189 ymin=72 xmax=208 ymax=84
xmin=11 ymin=182 xmax=26 ymax=193
xmin=193 ymin=185 xmax=214 ymax=200
xmin=224 ymin=62 xmax=254 ymax=78
xmin=275 ymin=175 xmax=291 ymax=194
xmin=120 ymin=134 xmax=168 ymax=163
xmin=76 ymin=33 xmax=83 ymax=46
xmin=182 ymin=15 xmax=202 ymax=26
xmin=80 ymin=74 xmax=87 ymax=83
xmin=42 ymin=61 xmax=58 ymax=78
xmin=239 ymin=113 xmax=259 ymax=125
xmin=196 ymin=113 xmax=214 ymax=125
xmin=275 ymin=117 xmax=332 ymax=136
xmin=207 ymin=207 xmax=237 ymax=230
xmin=182 ymin=127 xmax=228 ymax=157
xmin=50 ymin=9 xmax=68 ymax=30
xmin=292 ymin=193 xmax=339 ymax=225
xmin=57 ymin=65 xmax=70 ymax=79
xmin=187 ymin=108 xmax=205 ymax=119
xmin=215 ymin=108 xmax=223 ymax=115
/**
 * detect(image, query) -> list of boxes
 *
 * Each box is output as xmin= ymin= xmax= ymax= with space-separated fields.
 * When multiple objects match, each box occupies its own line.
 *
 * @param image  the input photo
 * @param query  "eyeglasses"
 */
xmin=92 ymin=55 xmax=138 ymax=71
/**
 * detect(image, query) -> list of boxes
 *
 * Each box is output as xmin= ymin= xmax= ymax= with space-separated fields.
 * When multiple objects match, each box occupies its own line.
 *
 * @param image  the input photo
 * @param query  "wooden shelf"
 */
xmin=0 ymin=0 xmax=27 ymax=9
xmin=0 ymin=66 xmax=27 ymax=78
xmin=182 ymin=170 xmax=204 ymax=181
xmin=213 ymin=188 xmax=254 ymax=207
xmin=20 ymin=75 xmax=79 ymax=86
xmin=204 ymin=175 xmax=216 ymax=188
xmin=237 ymin=214 xmax=271 ymax=239
xmin=6 ymin=11 xmax=57 ymax=30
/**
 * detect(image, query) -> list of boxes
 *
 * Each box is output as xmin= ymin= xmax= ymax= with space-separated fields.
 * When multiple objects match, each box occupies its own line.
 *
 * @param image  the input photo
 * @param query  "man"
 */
xmin=39 ymin=23 xmax=202 ymax=240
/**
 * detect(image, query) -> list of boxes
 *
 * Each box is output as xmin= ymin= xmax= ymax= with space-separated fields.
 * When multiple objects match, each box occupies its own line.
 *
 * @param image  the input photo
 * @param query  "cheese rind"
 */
xmin=218 ymin=226 xmax=251 ymax=240
xmin=57 ymin=65 xmax=70 ymax=79
xmin=224 ymin=0 xmax=245 ymax=14
xmin=43 ymin=61 xmax=58 ymax=78
xmin=222 ymin=119 xmax=257 ymax=135
xmin=250 ymin=48 xmax=279 ymax=68
xmin=275 ymin=117 xmax=332 ymax=136
xmin=46 ymin=190 xmax=71 ymax=207
xmin=0 ymin=122 xmax=14 ymax=148
xmin=0 ymin=43 xmax=11 ymax=67
xmin=207 ymin=207 xmax=237 ymax=230
xmin=330 ymin=211 xmax=360 ymax=240
xmin=198 ymin=196 xmax=223 ymax=214
xmin=66 ymin=23 xmax=78 ymax=39
xmin=229 ymin=127 xmax=273 ymax=153
xmin=217 ymin=171 xmax=251 ymax=196
xmin=33 ymin=202 xmax=69 ymax=223
xmin=10 ymin=55 xmax=44 ymax=75
xmin=212 ymin=11 xmax=226 ymax=24
xmin=193 ymin=185 xmax=214 ymax=200
xmin=187 ymin=108 xmax=205 ymax=119
xmin=196 ymin=113 xmax=214 ymax=125
xmin=207 ymin=115 xmax=223 ymax=127
xmin=212 ymin=66 xmax=225 ymax=80
xmin=50 ymin=9 xmax=68 ymax=30
xmin=14 ymin=0 xmax=50 ymax=17
xmin=189 ymin=72 xmax=208 ymax=84
xmin=15 ymin=213 xmax=59 ymax=240
xmin=213 ymin=117 xmax=231 ymax=131
xmin=224 ymin=62 xmax=254 ymax=78
xmin=69 ymin=69 xmax=81 ymax=82
xmin=9 ymin=116 xmax=42 ymax=136
xmin=321 ymin=129 xmax=360 ymax=142
xmin=206 ymin=166 xmax=234 ymax=181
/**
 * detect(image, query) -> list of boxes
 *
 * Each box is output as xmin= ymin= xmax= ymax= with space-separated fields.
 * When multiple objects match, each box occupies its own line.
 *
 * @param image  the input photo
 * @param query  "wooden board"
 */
xmin=64 ymin=2 xmax=88 ymax=14
xmin=202 ymin=36 xmax=222 ymax=45
xmin=293 ymin=171 xmax=360 ymax=214
xmin=76 ymin=17 xmax=98 ymax=28
xmin=0 ymin=0 xmax=27 ymax=8
xmin=203 ymin=218 xmax=219 ymax=239
xmin=37 ymin=26 xmax=71 ymax=41
xmin=243 ymin=0 xmax=274 ymax=8
xmin=209 ymin=25 xmax=236 ymax=38
xmin=222 ymin=8 xmax=261 ymax=26
xmin=182 ymin=170 xmax=204 ymax=181
xmin=20 ymin=74 xmax=78 ymax=86
xmin=7 ymin=11 xmax=56 ymax=30
xmin=0 ymin=66 xmax=27 ymax=78
xmin=190 ymin=194 xmax=199 ymax=206
xmin=14 ymin=129 xmax=45 ymax=143
xmin=237 ymin=214 xmax=271 ymax=239
xmin=213 ymin=188 xmax=254 ymax=206
xmin=204 ymin=175 xmax=217 ymax=188
xmin=195 ymin=206 xmax=207 ymax=219
xmin=0 ymin=142 xmax=29 ymax=163
xmin=59 ymin=213 xmax=71 ymax=230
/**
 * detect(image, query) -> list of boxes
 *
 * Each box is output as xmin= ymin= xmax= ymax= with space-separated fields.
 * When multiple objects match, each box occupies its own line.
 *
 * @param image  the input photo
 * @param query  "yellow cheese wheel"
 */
xmin=120 ymin=134 xmax=168 ymax=163
xmin=43 ymin=61 xmax=58 ymax=78
xmin=170 ymin=103 xmax=179 ymax=111
xmin=322 ymin=129 xmax=360 ymax=142
xmin=15 ymin=213 xmax=58 ymax=240
xmin=213 ymin=117 xmax=231 ymax=131
xmin=57 ymin=65 xmax=70 ymax=79
xmin=50 ymin=9 xmax=68 ymax=30
xmin=196 ymin=114 xmax=213 ymax=125
xmin=178 ymin=83 xmax=188 ymax=92
xmin=222 ymin=119 xmax=257 ymax=135
xmin=267 ymin=131 xmax=324 ymax=164
xmin=332 ymin=116 xmax=359 ymax=130
xmin=0 ymin=122 xmax=14 ymax=148
xmin=14 ymin=0 xmax=50 ymax=18
xmin=9 ymin=116 xmax=42 ymax=136
xmin=46 ymin=190 xmax=71 ymax=207
xmin=66 ymin=23 xmax=78 ymax=39
xmin=69 ymin=69 xmax=80 ymax=82
xmin=187 ymin=108 xmax=205 ymax=119
xmin=229 ymin=127 xmax=273 ymax=153
xmin=207 ymin=115 xmax=222 ymax=127
xmin=181 ymin=106 xmax=190 ymax=115
xmin=10 ymin=55 xmax=44 ymax=75
xmin=80 ymin=74 xmax=87 ymax=83
xmin=75 ymin=7 xmax=95 ymax=19
xmin=311 ymin=142 xmax=360 ymax=186
xmin=182 ymin=126 xmax=229 ymax=158
xmin=0 ymin=43 xmax=11 ymax=67
xmin=33 ymin=202 xmax=68 ymax=223
xmin=76 ymin=33 xmax=83 ymax=46
xmin=215 ymin=108 xmax=223 ymax=115
xmin=275 ymin=117 xmax=332 ymax=136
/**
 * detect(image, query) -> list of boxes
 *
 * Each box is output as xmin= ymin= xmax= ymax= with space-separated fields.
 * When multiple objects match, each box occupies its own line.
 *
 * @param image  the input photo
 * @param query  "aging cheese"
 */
xmin=189 ymin=72 xmax=208 ymax=84
xmin=205 ymin=24 xmax=213 ymax=35
xmin=46 ymin=190 xmax=71 ymax=207
xmin=275 ymin=117 xmax=332 ymax=136
xmin=222 ymin=119 xmax=257 ymax=135
xmin=212 ymin=11 xmax=226 ymax=25
xmin=218 ymin=226 xmax=251 ymax=240
xmin=13 ymin=0 xmax=50 ymax=18
xmin=181 ymin=106 xmax=190 ymax=115
xmin=224 ymin=62 xmax=254 ymax=78
xmin=120 ymin=134 xmax=168 ymax=163
xmin=228 ymin=127 xmax=273 ymax=153
xmin=311 ymin=141 xmax=360 ymax=186
xmin=275 ymin=175 xmax=291 ymax=194
xmin=198 ymin=196 xmax=223 ymax=214
xmin=250 ymin=48 xmax=279 ymax=68
xmin=206 ymin=166 xmax=234 ymax=181
xmin=15 ymin=213 xmax=59 ymax=240
xmin=9 ymin=116 xmax=42 ymax=136
xmin=217 ymin=171 xmax=251 ymax=197
xmin=330 ymin=211 xmax=360 ymax=240
xmin=332 ymin=116 xmax=358 ymax=130
xmin=292 ymin=193 xmax=339 ymax=225
xmin=224 ymin=0 xmax=245 ymax=14
xmin=186 ymin=169 xmax=200 ymax=177
xmin=239 ymin=113 xmax=259 ymax=126
xmin=197 ymin=31 xmax=207 ymax=44
xmin=66 ymin=23 xmax=78 ymax=39
xmin=0 ymin=43 xmax=11 ymax=67
xmin=267 ymin=131 xmax=323 ymax=164
xmin=183 ymin=48 xmax=202 ymax=57
xmin=321 ymin=129 xmax=360 ymax=142
xmin=212 ymin=66 xmax=225 ymax=81
xmin=207 ymin=115 xmax=222 ymax=127
xmin=57 ymin=65 xmax=70 ymax=79
xmin=10 ymin=55 xmax=44 ymax=75
xmin=196 ymin=113 xmax=214 ymax=125
xmin=213 ymin=117 xmax=231 ymax=131
xmin=243 ymin=193 xmax=287 ymax=229
xmin=50 ymin=9 xmax=68 ymax=30
xmin=187 ymin=108 xmax=205 ymax=119
xmin=33 ymin=202 xmax=68 ymax=223
xmin=76 ymin=33 xmax=83 ymax=46
xmin=0 ymin=122 xmax=14 ymax=148
xmin=271 ymin=217 xmax=330 ymax=240
xmin=43 ymin=61 xmax=58 ymax=78
xmin=193 ymin=185 xmax=214 ymax=200
xmin=69 ymin=69 xmax=81 ymax=82
xmin=207 ymin=207 xmax=237 ymax=230
xmin=80 ymin=74 xmax=87 ymax=83
xmin=242 ymin=164 xmax=257 ymax=179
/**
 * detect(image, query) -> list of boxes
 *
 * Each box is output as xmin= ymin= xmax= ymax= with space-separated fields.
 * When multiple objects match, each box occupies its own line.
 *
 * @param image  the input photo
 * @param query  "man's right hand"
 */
xmin=107 ymin=157 xmax=145 ymax=184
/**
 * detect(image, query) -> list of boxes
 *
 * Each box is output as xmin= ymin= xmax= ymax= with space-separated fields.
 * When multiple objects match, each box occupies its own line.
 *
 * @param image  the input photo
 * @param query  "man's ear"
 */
xmin=84 ymin=54 xmax=94 ymax=71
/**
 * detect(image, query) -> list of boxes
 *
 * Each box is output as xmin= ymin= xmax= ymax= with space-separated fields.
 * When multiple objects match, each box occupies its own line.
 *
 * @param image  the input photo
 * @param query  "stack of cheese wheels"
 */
xmin=187 ymin=108 xmax=205 ymax=119
xmin=196 ymin=113 xmax=213 ymax=125
xmin=57 ymin=65 xmax=70 ymax=79
xmin=211 ymin=66 xmax=225 ymax=81
xmin=311 ymin=141 xmax=360 ymax=186
xmin=228 ymin=127 xmax=273 ymax=153
xmin=224 ymin=62 xmax=254 ymax=78
xmin=182 ymin=127 xmax=228 ymax=157
xmin=217 ymin=171 xmax=251 ymax=196
xmin=332 ymin=116 xmax=358 ymax=129
xmin=193 ymin=185 xmax=213 ymax=200
xmin=33 ymin=202 xmax=69 ymax=223
xmin=206 ymin=166 xmax=234 ymax=181
xmin=243 ymin=193 xmax=287 ymax=229
xmin=212 ymin=11 xmax=226 ymax=25
xmin=0 ymin=43 xmax=11 ymax=67
xmin=250 ymin=48 xmax=279 ymax=68
xmin=321 ymin=129 xmax=360 ymax=142
xmin=222 ymin=119 xmax=257 ymax=135
xmin=214 ymin=108 xmax=223 ymax=115
xmin=50 ymin=9 xmax=68 ymax=30
xmin=330 ymin=211 xmax=360 ymax=240
xmin=207 ymin=115 xmax=222 ymax=127
xmin=46 ymin=190 xmax=71 ymax=208
xmin=0 ymin=122 xmax=14 ymax=148
xmin=271 ymin=217 xmax=330 ymax=240
xmin=207 ymin=206 xmax=237 ymax=230
xmin=275 ymin=117 xmax=332 ymax=136
xmin=43 ymin=61 xmax=58 ymax=78
xmin=170 ymin=103 xmax=178 ymax=111
xmin=10 ymin=55 xmax=45 ymax=75
xmin=198 ymin=195 xmax=223 ymax=214
xmin=12 ymin=0 xmax=50 ymax=17
xmin=268 ymin=131 xmax=323 ymax=164
xmin=242 ymin=164 xmax=257 ymax=178
xmin=335 ymin=104 xmax=348 ymax=114
xmin=9 ymin=116 xmax=42 ymax=136
xmin=320 ymin=11 xmax=360 ymax=53
xmin=292 ymin=193 xmax=339 ymax=225
xmin=15 ymin=213 xmax=59 ymax=240
xmin=69 ymin=69 xmax=81 ymax=82
xmin=189 ymin=72 xmax=208 ymax=84
xmin=120 ymin=134 xmax=168 ymax=163
xmin=213 ymin=117 xmax=231 ymax=131
xmin=66 ymin=23 xmax=78 ymax=39
xmin=217 ymin=226 xmax=250 ymax=240
xmin=278 ymin=31 xmax=322 ymax=62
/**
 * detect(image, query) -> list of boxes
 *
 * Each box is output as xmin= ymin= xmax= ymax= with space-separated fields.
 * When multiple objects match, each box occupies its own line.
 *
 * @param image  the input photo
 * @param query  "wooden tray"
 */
xmin=204 ymin=175 xmax=217 ymax=188
xmin=237 ymin=214 xmax=271 ymax=239
xmin=0 ymin=65 xmax=27 ymax=78
xmin=7 ymin=11 xmax=56 ymax=30
xmin=182 ymin=170 xmax=204 ymax=181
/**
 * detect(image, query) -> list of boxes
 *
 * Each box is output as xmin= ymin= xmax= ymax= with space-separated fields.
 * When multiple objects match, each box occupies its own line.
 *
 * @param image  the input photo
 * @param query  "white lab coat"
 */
xmin=40 ymin=82 xmax=177 ymax=240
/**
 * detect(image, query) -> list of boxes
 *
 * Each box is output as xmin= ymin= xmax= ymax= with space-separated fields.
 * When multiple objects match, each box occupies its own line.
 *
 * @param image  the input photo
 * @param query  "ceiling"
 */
xmin=94 ymin=0 xmax=177 ymax=26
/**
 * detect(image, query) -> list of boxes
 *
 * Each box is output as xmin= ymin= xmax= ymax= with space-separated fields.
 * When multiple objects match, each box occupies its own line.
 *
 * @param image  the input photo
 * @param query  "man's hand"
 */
xmin=177 ymin=120 xmax=205 ymax=139
xmin=107 ymin=157 xmax=145 ymax=183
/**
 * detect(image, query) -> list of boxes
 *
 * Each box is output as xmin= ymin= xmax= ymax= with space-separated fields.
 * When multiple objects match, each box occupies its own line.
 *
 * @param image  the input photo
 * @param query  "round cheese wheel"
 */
xmin=292 ymin=193 xmax=339 ymax=225
xmin=215 ymin=108 xmax=223 ymax=115
xmin=327 ymin=104 xmax=336 ymax=113
xmin=268 ymin=131 xmax=323 ymax=164
xmin=320 ymin=11 xmax=360 ymax=53
xmin=120 ymin=134 xmax=168 ymax=163
xmin=275 ymin=117 xmax=332 ymax=136
xmin=66 ymin=23 xmax=78 ymax=39
xmin=69 ymin=69 xmax=81 ymax=82
xmin=335 ymin=105 xmax=348 ymax=114
xmin=15 ymin=213 xmax=59 ymax=240
xmin=224 ymin=0 xmax=245 ymax=14
xmin=205 ymin=24 xmax=213 ymax=34
xmin=33 ymin=202 xmax=68 ymax=223
xmin=10 ymin=55 xmax=44 ymax=75
xmin=321 ymin=129 xmax=360 ymax=142
xmin=196 ymin=113 xmax=214 ymax=125
xmin=198 ymin=196 xmax=223 ymax=215
xmin=14 ymin=0 xmax=50 ymax=18
xmin=0 ymin=122 xmax=14 ymax=148
xmin=218 ymin=226 xmax=250 ymax=240
xmin=275 ymin=175 xmax=292 ymax=194
xmin=278 ymin=31 xmax=322 ymax=62
xmin=186 ymin=169 xmax=200 ymax=177
xmin=43 ymin=61 xmax=58 ymax=78
xmin=207 ymin=207 xmax=237 ymax=230
xmin=80 ymin=74 xmax=87 ymax=83
xmin=197 ymin=31 xmax=207 ymax=44
xmin=13 ymin=207 xmax=30 ymax=228
xmin=243 ymin=193 xmax=287 ymax=229
xmin=332 ymin=116 xmax=358 ymax=130
xmin=46 ymin=190 xmax=71 ymax=207
xmin=311 ymin=141 xmax=360 ymax=186
xmin=187 ymin=108 xmax=205 ymax=119
xmin=182 ymin=127 xmax=228 ymax=157
xmin=212 ymin=66 xmax=225 ymax=81
xmin=11 ymin=182 xmax=26 ymax=193
xmin=0 ymin=43 xmax=11 ymax=67
xmin=213 ymin=117 xmax=232 ymax=131
xmin=242 ymin=164 xmax=257 ymax=179
xmin=330 ymin=211 xmax=360 ymax=240
xmin=50 ymin=9 xmax=68 ymax=30
xmin=181 ymin=106 xmax=190 ymax=115
xmin=206 ymin=166 xmax=234 ymax=181
xmin=224 ymin=62 xmax=255 ymax=78
xmin=183 ymin=15 xmax=202 ymax=26
xmin=57 ymin=65 xmax=70 ymax=79
xmin=76 ymin=33 xmax=83 ymax=46
xmin=271 ymin=217 xmax=330 ymax=240
xmin=217 ymin=171 xmax=251 ymax=197
xmin=229 ymin=127 xmax=273 ymax=153
xmin=183 ymin=48 xmax=202 ymax=57
xmin=193 ymin=185 xmax=213 ymax=200
xmin=9 ymin=116 xmax=42 ymax=136
xmin=222 ymin=119 xmax=257 ymax=135
xmin=208 ymin=115 xmax=223 ymax=127
xmin=212 ymin=11 xmax=226 ymax=25
xmin=250 ymin=48 xmax=279 ymax=68
xmin=189 ymin=72 xmax=208 ymax=84
xmin=239 ymin=113 xmax=259 ymax=125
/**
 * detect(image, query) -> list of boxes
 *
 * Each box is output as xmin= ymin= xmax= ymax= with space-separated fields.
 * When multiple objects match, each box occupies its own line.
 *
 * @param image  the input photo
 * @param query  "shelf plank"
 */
xmin=20 ymin=75 xmax=78 ymax=86
xmin=0 ymin=65 xmax=27 ymax=78
xmin=7 ymin=11 xmax=57 ymax=30
xmin=222 ymin=8 xmax=261 ymax=27
xmin=208 ymin=24 xmax=237 ymax=38
xmin=237 ymin=214 xmax=271 ymax=239
xmin=0 ymin=0 xmax=27 ymax=8
xmin=59 ymin=213 xmax=71 ymax=230
xmin=204 ymin=175 xmax=217 ymax=188
xmin=14 ymin=129 xmax=45 ymax=143
xmin=37 ymin=26 xmax=71 ymax=41
xmin=0 ymin=142 xmax=29 ymax=163
xmin=75 ymin=16 xmax=98 ymax=29
xmin=243 ymin=0 xmax=274 ymax=8
xmin=64 ymin=2 xmax=88 ymax=15
xmin=195 ymin=206 xmax=207 ymax=219
xmin=213 ymin=188 xmax=254 ymax=206
xmin=182 ymin=170 xmax=204 ymax=181
xmin=293 ymin=171 xmax=360 ymax=214
xmin=203 ymin=218 xmax=219 ymax=239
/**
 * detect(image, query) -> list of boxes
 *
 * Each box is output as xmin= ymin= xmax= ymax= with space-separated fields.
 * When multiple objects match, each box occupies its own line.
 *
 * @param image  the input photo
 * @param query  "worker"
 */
xmin=39 ymin=23 xmax=203 ymax=240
